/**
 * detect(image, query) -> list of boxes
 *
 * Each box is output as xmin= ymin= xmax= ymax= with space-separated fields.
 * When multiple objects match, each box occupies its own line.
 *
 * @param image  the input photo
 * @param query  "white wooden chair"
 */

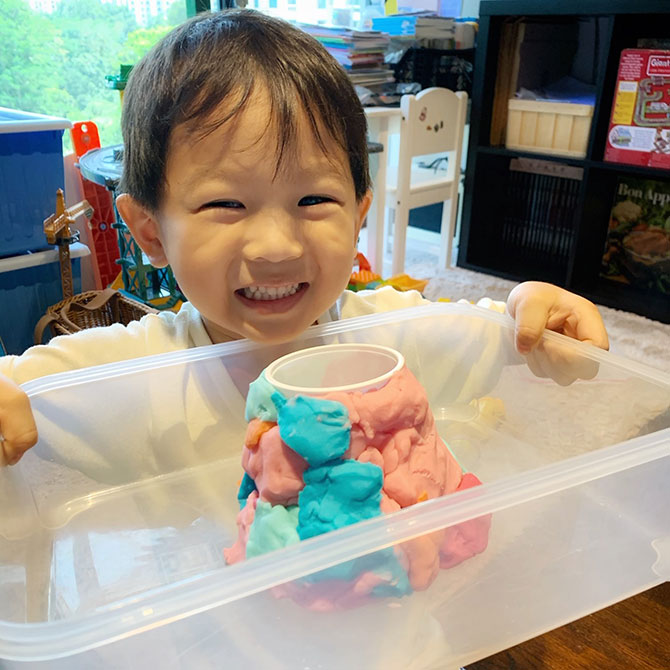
xmin=385 ymin=87 xmax=468 ymax=275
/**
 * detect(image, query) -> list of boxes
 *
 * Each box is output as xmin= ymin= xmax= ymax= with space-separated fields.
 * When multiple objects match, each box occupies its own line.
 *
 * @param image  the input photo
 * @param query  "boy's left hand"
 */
xmin=506 ymin=281 xmax=609 ymax=385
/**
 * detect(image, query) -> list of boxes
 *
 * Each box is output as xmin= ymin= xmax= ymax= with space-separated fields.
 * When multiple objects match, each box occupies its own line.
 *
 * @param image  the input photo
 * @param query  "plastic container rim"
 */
xmin=20 ymin=302 xmax=670 ymax=397
xmin=0 ymin=106 xmax=72 ymax=134
xmin=264 ymin=342 xmax=405 ymax=395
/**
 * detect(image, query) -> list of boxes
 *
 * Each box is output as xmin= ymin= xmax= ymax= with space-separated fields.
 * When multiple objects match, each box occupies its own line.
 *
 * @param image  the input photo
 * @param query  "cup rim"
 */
xmin=264 ymin=343 xmax=405 ymax=396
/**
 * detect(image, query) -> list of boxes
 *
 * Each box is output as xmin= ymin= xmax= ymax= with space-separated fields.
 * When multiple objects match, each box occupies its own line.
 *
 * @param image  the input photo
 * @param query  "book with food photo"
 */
xmin=601 ymin=176 xmax=670 ymax=295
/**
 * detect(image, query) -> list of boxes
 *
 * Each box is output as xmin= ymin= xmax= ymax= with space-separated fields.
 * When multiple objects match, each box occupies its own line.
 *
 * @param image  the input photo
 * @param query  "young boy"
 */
xmin=0 ymin=10 xmax=608 ymax=467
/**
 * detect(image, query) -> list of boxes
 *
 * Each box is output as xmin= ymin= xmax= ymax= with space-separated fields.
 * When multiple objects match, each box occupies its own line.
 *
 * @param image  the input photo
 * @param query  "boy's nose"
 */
xmin=243 ymin=213 xmax=303 ymax=262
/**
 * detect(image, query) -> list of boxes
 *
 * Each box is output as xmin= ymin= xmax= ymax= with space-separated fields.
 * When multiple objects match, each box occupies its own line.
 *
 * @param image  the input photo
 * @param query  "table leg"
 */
xmin=365 ymin=116 xmax=389 ymax=275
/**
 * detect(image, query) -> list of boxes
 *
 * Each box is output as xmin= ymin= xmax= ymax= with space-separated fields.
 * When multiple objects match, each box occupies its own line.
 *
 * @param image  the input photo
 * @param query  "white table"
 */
xmin=364 ymin=106 xmax=402 ymax=274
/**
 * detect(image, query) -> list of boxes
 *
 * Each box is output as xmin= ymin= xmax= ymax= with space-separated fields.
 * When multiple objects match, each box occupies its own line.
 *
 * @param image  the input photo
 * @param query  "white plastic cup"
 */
xmin=264 ymin=344 xmax=404 ymax=397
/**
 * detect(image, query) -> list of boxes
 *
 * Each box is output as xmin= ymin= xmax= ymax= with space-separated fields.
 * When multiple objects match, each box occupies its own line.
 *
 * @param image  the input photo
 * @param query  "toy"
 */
xmin=105 ymin=64 xmax=133 ymax=105
xmin=77 ymin=144 xmax=184 ymax=311
xmin=71 ymin=121 xmax=121 ymax=289
xmin=35 ymin=191 xmax=157 ymax=344
xmin=0 ymin=108 xmax=71 ymax=257
xmin=348 ymin=252 xmax=382 ymax=290
xmin=348 ymin=252 xmax=429 ymax=293
xmin=42 ymin=190 xmax=93 ymax=300
xmin=378 ymin=273 xmax=429 ymax=292
xmin=224 ymin=343 xmax=490 ymax=610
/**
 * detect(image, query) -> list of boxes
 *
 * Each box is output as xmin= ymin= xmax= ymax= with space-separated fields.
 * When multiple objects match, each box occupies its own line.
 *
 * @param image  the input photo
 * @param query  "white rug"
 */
xmin=406 ymin=262 xmax=670 ymax=373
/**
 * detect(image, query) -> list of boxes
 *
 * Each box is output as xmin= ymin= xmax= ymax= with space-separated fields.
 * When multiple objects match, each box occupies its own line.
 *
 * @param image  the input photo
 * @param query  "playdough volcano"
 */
xmin=224 ymin=344 xmax=490 ymax=610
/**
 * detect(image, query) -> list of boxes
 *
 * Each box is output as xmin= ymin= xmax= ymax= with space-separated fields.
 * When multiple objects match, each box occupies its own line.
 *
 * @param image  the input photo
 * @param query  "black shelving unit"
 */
xmin=458 ymin=0 xmax=670 ymax=323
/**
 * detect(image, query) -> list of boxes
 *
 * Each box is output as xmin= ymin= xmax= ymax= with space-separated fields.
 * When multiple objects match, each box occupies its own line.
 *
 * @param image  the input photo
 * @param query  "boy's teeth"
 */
xmin=243 ymin=283 xmax=300 ymax=300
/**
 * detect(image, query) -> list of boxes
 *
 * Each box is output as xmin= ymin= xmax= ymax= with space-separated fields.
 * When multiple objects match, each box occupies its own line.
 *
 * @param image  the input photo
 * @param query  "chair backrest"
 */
xmin=392 ymin=87 xmax=468 ymax=205
xmin=399 ymin=87 xmax=468 ymax=158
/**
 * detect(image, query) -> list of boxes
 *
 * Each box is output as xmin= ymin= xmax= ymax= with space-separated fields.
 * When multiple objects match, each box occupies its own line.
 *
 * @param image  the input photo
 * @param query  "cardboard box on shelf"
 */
xmin=605 ymin=49 xmax=670 ymax=168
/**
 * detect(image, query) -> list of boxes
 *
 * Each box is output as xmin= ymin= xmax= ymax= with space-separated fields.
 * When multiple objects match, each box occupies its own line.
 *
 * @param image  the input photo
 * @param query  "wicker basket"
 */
xmin=34 ymin=288 xmax=159 ymax=345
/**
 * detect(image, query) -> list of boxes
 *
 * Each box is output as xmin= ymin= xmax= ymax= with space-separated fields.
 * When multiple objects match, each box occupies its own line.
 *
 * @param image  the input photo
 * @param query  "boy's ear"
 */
xmin=115 ymin=194 xmax=169 ymax=268
xmin=354 ymin=189 xmax=374 ymax=239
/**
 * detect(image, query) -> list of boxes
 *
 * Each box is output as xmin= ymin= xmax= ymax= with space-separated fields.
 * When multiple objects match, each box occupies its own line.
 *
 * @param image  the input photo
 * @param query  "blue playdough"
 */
xmin=305 ymin=548 xmax=412 ymax=598
xmin=368 ymin=550 xmax=413 ymax=598
xmin=298 ymin=460 xmax=383 ymax=540
xmin=240 ymin=374 xmax=413 ymax=599
xmin=276 ymin=394 xmax=351 ymax=467
xmin=245 ymin=371 xmax=281 ymax=422
xmin=296 ymin=460 xmax=412 ymax=597
xmin=246 ymin=501 xmax=300 ymax=559
xmin=237 ymin=472 xmax=257 ymax=509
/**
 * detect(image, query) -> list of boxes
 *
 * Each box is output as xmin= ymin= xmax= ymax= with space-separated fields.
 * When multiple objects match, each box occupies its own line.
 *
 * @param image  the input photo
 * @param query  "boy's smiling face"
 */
xmin=118 ymin=91 xmax=371 ymax=344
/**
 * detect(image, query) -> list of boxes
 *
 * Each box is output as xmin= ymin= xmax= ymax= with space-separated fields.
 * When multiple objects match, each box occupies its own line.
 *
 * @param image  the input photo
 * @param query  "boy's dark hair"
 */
xmin=120 ymin=9 xmax=370 ymax=211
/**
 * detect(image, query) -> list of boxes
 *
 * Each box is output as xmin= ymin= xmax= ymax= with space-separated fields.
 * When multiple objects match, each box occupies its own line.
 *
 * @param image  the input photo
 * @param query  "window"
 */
xmin=1 ymin=0 xmax=188 ymax=150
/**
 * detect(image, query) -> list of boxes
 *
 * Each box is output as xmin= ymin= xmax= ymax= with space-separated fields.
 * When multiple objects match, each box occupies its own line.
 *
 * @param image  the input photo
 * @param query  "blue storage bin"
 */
xmin=0 ymin=107 xmax=72 ymax=257
xmin=0 ymin=244 xmax=87 ymax=355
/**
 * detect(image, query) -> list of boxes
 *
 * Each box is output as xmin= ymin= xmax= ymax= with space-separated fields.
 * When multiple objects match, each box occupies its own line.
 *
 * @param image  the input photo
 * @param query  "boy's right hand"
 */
xmin=0 ymin=375 xmax=37 ymax=466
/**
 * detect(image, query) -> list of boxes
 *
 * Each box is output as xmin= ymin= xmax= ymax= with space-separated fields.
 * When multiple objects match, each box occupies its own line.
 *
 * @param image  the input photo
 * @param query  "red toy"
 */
xmin=348 ymin=252 xmax=429 ymax=293
xmin=71 ymin=121 xmax=121 ymax=288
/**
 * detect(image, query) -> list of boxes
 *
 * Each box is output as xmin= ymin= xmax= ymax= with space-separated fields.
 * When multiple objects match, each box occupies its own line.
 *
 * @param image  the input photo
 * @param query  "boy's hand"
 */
xmin=0 ymin=375 xmax=38 ymax=466
xmin=506 ymin=282 xmax=609 ymax=386
xmin=507 ymin=281 xmax=608 ymax=353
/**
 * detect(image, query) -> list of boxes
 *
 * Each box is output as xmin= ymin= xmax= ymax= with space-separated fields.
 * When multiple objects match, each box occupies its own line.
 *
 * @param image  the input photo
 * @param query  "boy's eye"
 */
xmin=299 ymin=195 xmax=334 ymax=206
xmin=202 ymin=200 xmax=245 ymax=209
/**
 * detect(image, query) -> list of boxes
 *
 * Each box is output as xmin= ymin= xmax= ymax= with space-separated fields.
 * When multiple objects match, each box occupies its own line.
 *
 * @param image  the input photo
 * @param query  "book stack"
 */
xmin=298 ymin=24 xmax=394 ymax=89
xmin=372 ymin=13 xmax=456 ymax=49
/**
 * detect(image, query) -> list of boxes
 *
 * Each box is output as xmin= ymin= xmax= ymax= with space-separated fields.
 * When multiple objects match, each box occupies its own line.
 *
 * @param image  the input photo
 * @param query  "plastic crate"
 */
xmin=0 ymin=108 xmax=71 ymax=257
xmin=0 ymin=304 xmax=668 ymax=668
xmin=0 ymin=243 xmax=87 ymax=354
xmin=392 ymin=47 xmax=474 ymax=93
xmin=506 ymin=99 xmax=594 ymax=158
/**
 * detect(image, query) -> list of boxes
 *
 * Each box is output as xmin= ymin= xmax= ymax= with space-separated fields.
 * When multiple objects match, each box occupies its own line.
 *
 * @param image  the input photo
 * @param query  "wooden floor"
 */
xmin=466 ymin=582 xmax=670 ymax=670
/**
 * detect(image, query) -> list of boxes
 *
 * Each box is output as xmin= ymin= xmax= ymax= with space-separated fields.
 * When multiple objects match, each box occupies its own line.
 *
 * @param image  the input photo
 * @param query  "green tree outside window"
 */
xmin=0 ymin=0 xmax=188 ymax=150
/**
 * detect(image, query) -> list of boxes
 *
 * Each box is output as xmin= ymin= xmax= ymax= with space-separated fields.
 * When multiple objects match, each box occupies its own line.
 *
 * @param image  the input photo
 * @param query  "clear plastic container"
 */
xmin=0 ymin=303 xmax=669 ymax=669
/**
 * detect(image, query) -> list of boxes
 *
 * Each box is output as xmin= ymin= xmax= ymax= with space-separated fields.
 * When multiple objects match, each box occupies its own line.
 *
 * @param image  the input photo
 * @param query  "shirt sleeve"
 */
xmin=0 ymin=306 xmax=200 ymax=386
xmin=1 ymin=303 xmax=228 ymax=487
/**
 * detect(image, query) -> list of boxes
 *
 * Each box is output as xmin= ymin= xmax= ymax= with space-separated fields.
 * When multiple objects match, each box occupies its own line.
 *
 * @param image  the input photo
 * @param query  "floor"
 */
xmin=358 ymin=222 xmax=447 ymax=279
xmin=358 ymin=192 xmax=464 ymax=280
